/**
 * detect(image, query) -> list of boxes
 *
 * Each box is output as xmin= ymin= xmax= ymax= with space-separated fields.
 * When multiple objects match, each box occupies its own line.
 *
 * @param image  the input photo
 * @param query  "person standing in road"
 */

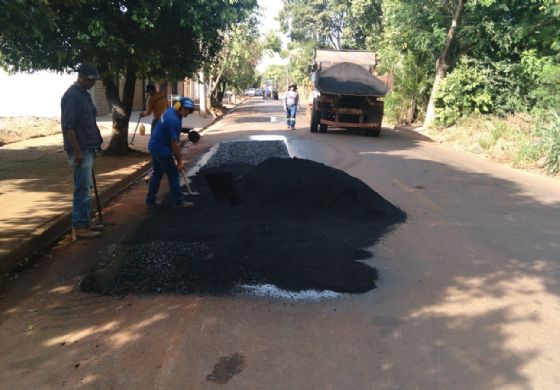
xmin=61 ymin=63 xmax=104 ymax=241
xmin=146 ymin=97 xmax=195 ymax=208
xmin=284 ymin=84 xmax=300 ymax=130
xmin=140 ymin=84 xmax=168 ymax=131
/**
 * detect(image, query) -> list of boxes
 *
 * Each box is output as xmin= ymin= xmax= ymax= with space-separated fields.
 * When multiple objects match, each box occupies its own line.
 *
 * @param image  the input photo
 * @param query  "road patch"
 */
xmin=80 ymin=146 xmax=406 ymax=298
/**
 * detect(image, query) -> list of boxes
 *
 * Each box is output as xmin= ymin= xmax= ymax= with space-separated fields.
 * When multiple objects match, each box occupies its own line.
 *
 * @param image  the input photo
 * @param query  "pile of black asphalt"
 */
xmin=80 ymin=157 xmax=406 ymax=296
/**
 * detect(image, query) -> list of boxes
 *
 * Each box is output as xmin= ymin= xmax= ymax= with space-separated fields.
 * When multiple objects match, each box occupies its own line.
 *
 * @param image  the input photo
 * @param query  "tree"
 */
xmin=263 ymin=31 xmax=283 ymax=55
xmin=207 ymin=17 xmax=262 ymax=106
xmin=279 ymin=0 xmax=382 ymax=50
xmin=423 ymin=0 xmax=464 ymax=128
xmin=378 ymin=0 xmax=559 ymax=126
xmin=0 ymin=0 xmax=257 ymax=155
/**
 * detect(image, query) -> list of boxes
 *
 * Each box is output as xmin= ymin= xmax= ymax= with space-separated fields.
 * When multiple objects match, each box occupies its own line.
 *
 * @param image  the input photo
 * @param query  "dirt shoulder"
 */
xmin=0 ymin=117 xmax=61 ymax=145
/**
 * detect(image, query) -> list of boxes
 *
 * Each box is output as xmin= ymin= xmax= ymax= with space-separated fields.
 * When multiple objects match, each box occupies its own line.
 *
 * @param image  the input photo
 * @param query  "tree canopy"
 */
xmin=0 ymin=0 xmax=257 ymax=154
xmin=207 ymin=16 xmax=263 ymax=104
xmin=279 ymin=0 xmax=382 ymax=50
xmin=279 ymin=0 xmax=559 ymax=124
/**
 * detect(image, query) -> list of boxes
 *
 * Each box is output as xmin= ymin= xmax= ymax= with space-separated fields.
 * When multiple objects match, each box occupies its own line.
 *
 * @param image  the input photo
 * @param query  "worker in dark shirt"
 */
xmin=60 ymin=63 xmax=104 ymax=241
xmin=146 ymin=97 xmax=195 ymax=208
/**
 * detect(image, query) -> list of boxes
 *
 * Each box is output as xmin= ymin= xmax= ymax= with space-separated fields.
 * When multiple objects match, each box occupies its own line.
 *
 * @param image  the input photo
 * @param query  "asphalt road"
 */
xmin=1 ymin=98 xmax=559 ymax=389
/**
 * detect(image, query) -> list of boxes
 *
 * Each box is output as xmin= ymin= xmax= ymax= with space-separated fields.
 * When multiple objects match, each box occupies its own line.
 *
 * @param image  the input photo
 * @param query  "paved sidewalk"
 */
xmin=0 ymin=110 xmax=217 ymax=273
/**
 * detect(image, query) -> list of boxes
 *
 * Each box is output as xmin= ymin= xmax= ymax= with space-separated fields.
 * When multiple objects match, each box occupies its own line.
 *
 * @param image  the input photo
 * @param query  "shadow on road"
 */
xmin=0 ymin=98 xmax=559 ymax=388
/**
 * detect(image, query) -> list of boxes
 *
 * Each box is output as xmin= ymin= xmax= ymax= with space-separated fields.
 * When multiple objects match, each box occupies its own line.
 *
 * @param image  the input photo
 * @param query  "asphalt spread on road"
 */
xmin=80 ymin=158 xmax=406 ymax=296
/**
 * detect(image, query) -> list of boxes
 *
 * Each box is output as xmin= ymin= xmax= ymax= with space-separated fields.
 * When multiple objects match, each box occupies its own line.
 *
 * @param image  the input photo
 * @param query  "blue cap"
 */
xmin=180 ymin=97 xmax=194 ymax=110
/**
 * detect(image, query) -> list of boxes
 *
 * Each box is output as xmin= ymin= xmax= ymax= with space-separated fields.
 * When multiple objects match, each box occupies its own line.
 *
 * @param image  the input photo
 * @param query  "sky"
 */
xmin=256 ymin=0 xmax=288 ymax=72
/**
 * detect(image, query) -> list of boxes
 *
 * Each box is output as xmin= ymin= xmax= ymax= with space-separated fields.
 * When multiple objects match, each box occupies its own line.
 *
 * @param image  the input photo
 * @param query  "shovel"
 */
xmin=91 ymin=168 xmax=115 ymax=226
xmin=180 ymin=169 xmax=201 ymax=197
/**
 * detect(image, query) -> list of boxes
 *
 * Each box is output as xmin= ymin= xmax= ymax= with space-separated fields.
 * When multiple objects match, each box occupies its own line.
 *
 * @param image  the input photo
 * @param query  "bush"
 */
xmin=536 ymin=111 xmax=560 ymax=174
xmin=435 ymin=57 xmax=529 ymax=127
xmin=383 ymin=54 xmax=431 ymax=125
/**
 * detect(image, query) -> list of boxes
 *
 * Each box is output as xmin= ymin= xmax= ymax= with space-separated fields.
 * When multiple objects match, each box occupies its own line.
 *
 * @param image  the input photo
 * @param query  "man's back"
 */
xmin=148 ymin=107 xmax=181 ymax=156
xmin=147 ymin=92 xmax=168 ymax=119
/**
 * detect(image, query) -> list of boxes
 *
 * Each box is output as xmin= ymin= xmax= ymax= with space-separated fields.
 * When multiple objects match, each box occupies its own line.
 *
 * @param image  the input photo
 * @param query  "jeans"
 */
xmin=66 ymin=149 xmax=95 ymax=229
xmin=286 ymin=105 xmax=297 ymax=128
xmin=146 ymin=154 xmax=183 ymax=205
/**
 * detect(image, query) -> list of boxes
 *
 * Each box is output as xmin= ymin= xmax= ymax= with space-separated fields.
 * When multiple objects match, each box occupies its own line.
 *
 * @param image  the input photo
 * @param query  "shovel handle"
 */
xmin=180 ymin=170 xmax=193 ymax=195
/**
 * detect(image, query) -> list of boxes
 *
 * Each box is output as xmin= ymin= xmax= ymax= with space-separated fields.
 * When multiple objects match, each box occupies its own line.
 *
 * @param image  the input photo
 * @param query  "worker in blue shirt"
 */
xmin=146 ymin=97 xmax=195 ymax=208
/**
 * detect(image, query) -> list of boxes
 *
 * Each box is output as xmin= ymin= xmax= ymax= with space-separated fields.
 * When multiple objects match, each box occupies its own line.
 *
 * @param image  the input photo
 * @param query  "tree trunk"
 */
xmin=209 ymin=67 xmax=226 ymax=108
xmin=424 ymin=0 xmax=463 ymax=129
xmin=216 ymin=80 xmax=226 ymax=103
xmin=103 ymin=66 xmax=137 ymax=155
xmin=199 ymin=71 xmax=208 ymax=116
xmin=406 ymin=96 xmax=417 ymax=125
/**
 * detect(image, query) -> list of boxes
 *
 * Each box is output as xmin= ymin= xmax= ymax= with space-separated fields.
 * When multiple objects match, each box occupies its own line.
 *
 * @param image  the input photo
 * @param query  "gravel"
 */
xmin=203 ymin=140 xmax=290 ymax=168
xmin=80 ymin=144 xmax=407 ymax=298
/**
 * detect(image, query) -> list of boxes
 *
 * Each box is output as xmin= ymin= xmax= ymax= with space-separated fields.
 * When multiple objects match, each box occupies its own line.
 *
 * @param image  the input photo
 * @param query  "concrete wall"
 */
xmin=0 ymin=70 xmax=189 ymax=117
xmin=0 ymin=70 xmax=75 ymax=117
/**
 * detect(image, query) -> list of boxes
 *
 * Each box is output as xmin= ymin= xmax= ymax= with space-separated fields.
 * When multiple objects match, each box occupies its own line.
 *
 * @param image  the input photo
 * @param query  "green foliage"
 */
xmin=383 ymin=53 xmax=431 ymax=124
xmin=206 ymin=14 xmax=263 ymax=104
xmin=531 ymin=111 xmax=560 ymax=174
xmin=435 ymin=57 xmax=529 ymax=126
xmin=460 ymin=0 xmax=557 ymax=61
xmin=262 ymin=32 xmax=283 ymax=55
xmin=221 ymin=21 xmax=262 ymax=92
xmin=262 ymin=64 xmax=290 ymax=89
xmin=0 ymin=0 xmax=257 ymax=81
xmin=0 ymin=0 xmax=257 ymax=153
xmin=521 ymin=51 xmax=560 ymax=111
xmin=285 ymin=40 xmax=316 ymax=89
xmin=279 ymin=0 xmax=382 ymax=49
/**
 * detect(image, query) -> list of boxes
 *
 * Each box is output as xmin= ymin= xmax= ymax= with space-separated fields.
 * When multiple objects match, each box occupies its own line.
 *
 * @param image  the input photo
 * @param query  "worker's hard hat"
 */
xmin=180 ymin=97 xmax=195 ymax=109
xmin=174 ymin=97 xmax=195 ymax=112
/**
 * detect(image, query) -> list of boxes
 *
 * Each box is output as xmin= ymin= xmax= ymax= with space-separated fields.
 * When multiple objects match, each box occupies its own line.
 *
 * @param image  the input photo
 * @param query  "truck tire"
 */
xmin=310 ymin=108 xmax=320 ymax=133
xmin=318 ymin=101 xmax=330 ymax=133
xmin=365 ymin=128 xmax=381 ymax=137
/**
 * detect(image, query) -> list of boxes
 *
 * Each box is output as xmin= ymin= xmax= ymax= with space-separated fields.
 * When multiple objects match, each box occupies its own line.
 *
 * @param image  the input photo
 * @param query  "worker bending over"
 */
xmin=146 ymin=97 xmax=195 ymax=208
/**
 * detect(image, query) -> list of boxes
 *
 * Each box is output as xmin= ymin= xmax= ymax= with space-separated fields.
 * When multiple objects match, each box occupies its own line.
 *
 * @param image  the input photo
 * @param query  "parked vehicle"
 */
xmin=244 ymin=88 xmax=256 ymax=96
xmin=309 ymin=49 xmax=389 ymax=137
xmin=263 ymin=87 xmax=279 ymax=100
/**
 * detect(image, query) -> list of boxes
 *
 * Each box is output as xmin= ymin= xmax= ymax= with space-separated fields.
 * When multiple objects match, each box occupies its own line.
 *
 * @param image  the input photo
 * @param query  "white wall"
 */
xmin=0 ymin=70 xmax=76 ymax=117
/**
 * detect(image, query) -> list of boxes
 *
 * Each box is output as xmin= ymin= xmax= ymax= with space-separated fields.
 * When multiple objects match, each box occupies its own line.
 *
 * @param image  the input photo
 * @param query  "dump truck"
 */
xmin=309 ymin=49 xmax=389 ymax=136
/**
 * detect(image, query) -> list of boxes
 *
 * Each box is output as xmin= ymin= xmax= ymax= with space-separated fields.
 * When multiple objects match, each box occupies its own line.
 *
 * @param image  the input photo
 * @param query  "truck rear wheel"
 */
xmin=319 ymin=124 xmax=328 ymax=133
xmin=310 ymin=108 xmax=320 ymax=133
xmin=365 ymin=128 xmax=381 ymax=137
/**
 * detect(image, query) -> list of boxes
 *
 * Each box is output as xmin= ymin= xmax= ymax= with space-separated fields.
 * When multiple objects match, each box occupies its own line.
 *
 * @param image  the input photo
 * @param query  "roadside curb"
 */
xmin=0 ymin=105 xmax=233 ymax=274
xmin=392 ymin=125 xmax=435 ymax=141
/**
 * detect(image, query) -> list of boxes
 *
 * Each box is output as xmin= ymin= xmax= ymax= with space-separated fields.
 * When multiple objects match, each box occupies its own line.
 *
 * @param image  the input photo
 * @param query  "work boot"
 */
xmin=146 ymin=200 xmax=162 ymax=209
xmin=89 ymin=223 xmax=105 ymax=231
xmin=173 ymin=201 xmax=194 ymax=208
xmin=72 ymin=228 xmax=101 ymax=241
